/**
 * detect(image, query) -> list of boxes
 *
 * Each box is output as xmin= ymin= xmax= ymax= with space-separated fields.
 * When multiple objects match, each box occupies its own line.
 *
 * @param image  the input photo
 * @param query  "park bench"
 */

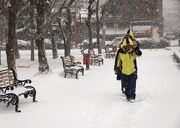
xmin=81 ymin=49 xmax=104 ymax=66
xmin=60 ymin=56 xmax=84 ymax=79
xmin=0 ymin=68 xmax=36 ymax=112
xmin=104 ymin=45 xmax=115 ymax=58
xmin=89 ymin=49 xmax=103 ymax=66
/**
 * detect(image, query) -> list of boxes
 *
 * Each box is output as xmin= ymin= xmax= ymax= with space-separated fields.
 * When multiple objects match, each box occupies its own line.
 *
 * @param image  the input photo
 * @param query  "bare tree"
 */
xmin=100 ymin=4 xmax=107 ymax=49
xmin=0 ymin=0 xmax=8 ymax=45
xmin=6 ymin=0 xmax=22 ymax=69
xmin=64 ymin=0 xmax=75 ymax=56
xmin=96 ymin=1 xmax=106 ymax=54
xmin=57 ymin=0 xmax=75 ymax=56
xmin=36 ymin=0 xmax=49 ymax=73
xmin=86 ymin=0 xmax=95 ymax=52
xmin=0 ymin=14 xmax=7 ymax=65
xmin=14 ymin=36 xmax=20 ymax=59
xmin=50 ymin=2 xmax=58 ymax=59
xmin=51 ymin=30 xmax=58 ymax=59
xmin=29 ymin=0 xmax=36 ymax=61
xmin=45 ymin=0 xmax=59 ymax=59
xmin=96 ymin=0 xmax=101 ymax=54
xmin=64 ymin=7 xmax=72 ymax=56
xmin=57 ymin=0 xmax=66 ymax=49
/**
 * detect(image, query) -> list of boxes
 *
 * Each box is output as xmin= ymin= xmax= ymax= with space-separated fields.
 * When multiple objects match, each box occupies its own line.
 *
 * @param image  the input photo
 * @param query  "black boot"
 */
xmin=126 ymin=96 xmax=130 ymax=101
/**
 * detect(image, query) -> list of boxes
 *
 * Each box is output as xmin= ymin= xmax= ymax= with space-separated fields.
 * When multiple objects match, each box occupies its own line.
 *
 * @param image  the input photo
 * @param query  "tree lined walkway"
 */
xmin=0 ymin=49 xmax=180 ymax=128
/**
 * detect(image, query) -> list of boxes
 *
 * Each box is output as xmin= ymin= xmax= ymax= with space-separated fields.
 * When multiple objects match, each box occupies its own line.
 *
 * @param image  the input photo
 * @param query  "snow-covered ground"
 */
xmin=170 ymin=40 xmax=179 ymax=46
xmin=0 ymin=48 xmax=180 ymax=128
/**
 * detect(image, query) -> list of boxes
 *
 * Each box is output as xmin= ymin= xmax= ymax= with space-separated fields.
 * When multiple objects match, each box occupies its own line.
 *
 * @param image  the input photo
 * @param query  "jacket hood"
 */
xmin=120 ymin=29 xmax=136 ymax=48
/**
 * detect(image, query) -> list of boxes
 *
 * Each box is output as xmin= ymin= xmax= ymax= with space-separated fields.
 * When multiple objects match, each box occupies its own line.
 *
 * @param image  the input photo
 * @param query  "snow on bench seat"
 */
xmin=4 ymin=86 xmax=35 ymax=97
xmin=61 ymin=56 xmax=84 ymax=79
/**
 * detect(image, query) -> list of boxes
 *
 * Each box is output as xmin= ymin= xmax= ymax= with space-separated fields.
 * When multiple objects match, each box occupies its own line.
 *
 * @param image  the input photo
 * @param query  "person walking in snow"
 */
xmin=114 ymin=29 xmax=142 ymax=101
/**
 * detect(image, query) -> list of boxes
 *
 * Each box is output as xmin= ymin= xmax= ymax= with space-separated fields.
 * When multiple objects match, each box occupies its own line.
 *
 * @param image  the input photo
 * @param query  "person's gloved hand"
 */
xmin=117 ymin=68 xmax=122 ymax=74
xmin=132 ymin=41 xmax=140 ymax=50
xmin=114 ymin=66 xmax=118 ymax=74
xmin=115 ymin=68 xmax=122 ymax=74
xmin=132 ymin=42 xmax=142 ymax=56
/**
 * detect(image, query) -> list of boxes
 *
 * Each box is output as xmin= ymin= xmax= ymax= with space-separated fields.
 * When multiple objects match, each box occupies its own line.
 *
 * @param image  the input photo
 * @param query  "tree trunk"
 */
xmin=57 ymin=0 xmax=66 ymax=52
xmin=15 ymin=39 xmax=20 ymax=59
xmin=86 ymin=14 xmax=93 ymax=51
xmin=102 ymin=23 xmax=106 ymax=48
xmin=96 ymin=0 xmax=102 ymax=54
xmin=73 ymin=1 xmax=78 ymax=48
xmin=30 ymin=39 xmax=35 ymax=61
xmin=30 ymin=0 xmax=35 ymax=61
xmin=86 ymin=0 xmax=94 ymax=52
xmin=51 ymin=31 xmax=58 ymax=59
xmin=57 ymin=18 xmax=66 ymax=50
xmin=87 ymin=21 xmax=93 ymax=51
xmin=36 ymin=0 xmax=49 ymax=73
xmin=0 ymin=49 xmax=1 ymax=65
xmin=64 ymin=8 xmax=72 ymax=56
xmin=0 ymin=31 xmax=2 ymax=65
xmin=6 ymin=1 xmax=17 ymax=69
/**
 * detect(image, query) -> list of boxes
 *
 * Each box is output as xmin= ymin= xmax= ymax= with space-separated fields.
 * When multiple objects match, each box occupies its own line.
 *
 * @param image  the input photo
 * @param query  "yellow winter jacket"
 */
xmin=117 ymin=51 xmax=137 ymax=75
xmin=114 ymin=29 xmax=142 ymax=75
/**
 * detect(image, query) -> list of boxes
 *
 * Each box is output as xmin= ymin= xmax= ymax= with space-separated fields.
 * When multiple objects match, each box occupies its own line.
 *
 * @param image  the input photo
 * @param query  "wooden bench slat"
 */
xmin=2 ymin=76 xmax=13 ymax=80
xmin=1 ymin=80 xmax=13 ymax=85
xmin=0 ymin=75 xmax=13 ymax=79
xmin=0 ymin=71 xmax=13 ymax=75
xmin=1 ymin=74 xmax=10 ymax=78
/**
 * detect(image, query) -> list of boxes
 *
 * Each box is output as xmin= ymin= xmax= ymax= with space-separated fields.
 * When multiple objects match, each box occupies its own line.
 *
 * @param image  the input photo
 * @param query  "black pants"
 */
xmin=121 ymin=73 xmax=137 ymax=99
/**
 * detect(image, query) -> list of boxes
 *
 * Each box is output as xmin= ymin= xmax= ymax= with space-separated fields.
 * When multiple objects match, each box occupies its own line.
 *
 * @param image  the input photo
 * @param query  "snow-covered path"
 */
xmin=0 ymin=49 xmax=180 ymax=128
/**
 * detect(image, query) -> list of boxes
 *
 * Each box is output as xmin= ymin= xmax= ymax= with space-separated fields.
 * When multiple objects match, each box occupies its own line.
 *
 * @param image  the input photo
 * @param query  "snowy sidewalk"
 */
xmin=171 ymin=47 xmax=180 ymax=63
xmin=0 ymin=49 xmax=180 ymax=128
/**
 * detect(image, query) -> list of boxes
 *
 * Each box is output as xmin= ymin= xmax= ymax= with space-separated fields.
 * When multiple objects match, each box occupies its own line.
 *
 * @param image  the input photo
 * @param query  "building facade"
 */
xmin=104 ymin=0 xmax=164 ymax=39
